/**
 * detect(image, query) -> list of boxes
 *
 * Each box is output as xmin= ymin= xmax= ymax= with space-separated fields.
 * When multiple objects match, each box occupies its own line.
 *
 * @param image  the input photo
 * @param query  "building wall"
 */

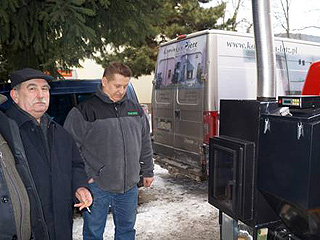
xmin=130 ymin=74 xmax=153 ymax=105
xmin=76 ymin=59 xmax=104 ymax=79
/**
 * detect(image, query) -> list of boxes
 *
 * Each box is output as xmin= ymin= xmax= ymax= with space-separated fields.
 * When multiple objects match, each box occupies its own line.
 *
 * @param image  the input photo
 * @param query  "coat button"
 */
xmin=12 ymin=235 xmax=17 ymax=240
xmin=2 ymin=196 xmax=9 ymax=203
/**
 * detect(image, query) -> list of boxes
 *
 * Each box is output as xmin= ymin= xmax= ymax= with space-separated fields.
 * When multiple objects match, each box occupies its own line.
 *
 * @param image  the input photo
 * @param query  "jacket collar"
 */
xmin=95 ymin=84 xmax=128 ymax=104
xmin=7 ymin=103 xmax=53 ymax=128
xmin=0 ymin=94 xmax=7 ymax=104
xmin=0 ymin=111 xmax=13 ymax=147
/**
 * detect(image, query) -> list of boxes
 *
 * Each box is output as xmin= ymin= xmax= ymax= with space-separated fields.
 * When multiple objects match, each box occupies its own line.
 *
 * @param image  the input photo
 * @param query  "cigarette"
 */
xmin=86 ymin=206 xmax=91 ymax=213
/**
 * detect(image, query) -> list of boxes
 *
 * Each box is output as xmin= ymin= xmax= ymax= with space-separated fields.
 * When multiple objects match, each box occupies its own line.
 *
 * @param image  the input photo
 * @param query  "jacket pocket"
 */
xmin=91 ymin=164 xmax=105 ymax=177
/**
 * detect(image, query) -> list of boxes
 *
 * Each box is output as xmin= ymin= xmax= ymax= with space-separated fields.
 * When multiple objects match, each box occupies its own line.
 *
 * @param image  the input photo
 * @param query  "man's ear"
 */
xmin=101 ymin=77 xmax=107 ymax=87
xmin=10 ymin=89 xmax=18 ymax=104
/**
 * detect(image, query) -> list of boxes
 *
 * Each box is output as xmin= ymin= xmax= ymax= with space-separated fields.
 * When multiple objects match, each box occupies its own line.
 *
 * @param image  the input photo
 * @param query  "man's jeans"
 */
xmin=83 ymin=183 xmax=138 ymax=240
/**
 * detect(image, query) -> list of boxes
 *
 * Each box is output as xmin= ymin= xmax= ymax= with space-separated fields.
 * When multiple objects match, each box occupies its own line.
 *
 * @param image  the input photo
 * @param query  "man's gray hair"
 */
xmin=13 ymin=83 xmax=22 ymax=90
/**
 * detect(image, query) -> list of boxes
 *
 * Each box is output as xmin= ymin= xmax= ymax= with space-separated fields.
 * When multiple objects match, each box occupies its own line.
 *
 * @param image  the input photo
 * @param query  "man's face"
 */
xmin=10 ymin=79 xmax=50 ymax=121
xmin=102 ymin=73 xmax=130 ymax=102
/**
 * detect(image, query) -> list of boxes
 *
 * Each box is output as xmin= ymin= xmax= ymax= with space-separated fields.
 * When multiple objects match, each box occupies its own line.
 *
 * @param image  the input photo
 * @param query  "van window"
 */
xmin=155 ymin=53 xmax=204 ymax=89
xmin=49 ymin=83 xmax=138 ymax=125
xmin=48 ymin=93 xmax=95 ymax=125
xmin=49 ymin=94 xmax=76 ymax=124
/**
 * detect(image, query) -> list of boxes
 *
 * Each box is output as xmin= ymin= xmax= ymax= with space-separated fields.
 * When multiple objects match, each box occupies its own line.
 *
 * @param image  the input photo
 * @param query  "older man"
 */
xmin=6 ymin=68 xmax=92 ymax=240
xmin=64 ymin=62 xmax=154 ymax=240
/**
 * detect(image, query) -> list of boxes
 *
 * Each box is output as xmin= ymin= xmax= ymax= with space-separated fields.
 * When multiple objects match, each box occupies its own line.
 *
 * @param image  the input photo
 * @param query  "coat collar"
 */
xmin=7 ymin=103 xmax=53 ymax=128
xmin=0 ymin=94 xmax=7 ymax=104
xmin=95 ymin=84 xmax=128 ymax=104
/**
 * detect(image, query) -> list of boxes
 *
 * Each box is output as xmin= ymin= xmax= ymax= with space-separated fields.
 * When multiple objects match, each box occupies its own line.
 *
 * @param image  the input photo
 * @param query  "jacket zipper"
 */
xmin=48 ymin=122 xmax=57 ymax=237
xmin=114 ymin=104 xmax=127 ymax=192
xmin=0 ymin=147 xmax=24 ymax=240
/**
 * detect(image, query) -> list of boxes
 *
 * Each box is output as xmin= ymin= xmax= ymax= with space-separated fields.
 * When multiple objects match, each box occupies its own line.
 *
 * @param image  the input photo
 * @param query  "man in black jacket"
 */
xmin=64 ymin=62 xmax=154 ymax=240
xmin=0 ymin=93 xmax=31 ymax=240
xmin=6 ymin=68 xmax=93 ymax=240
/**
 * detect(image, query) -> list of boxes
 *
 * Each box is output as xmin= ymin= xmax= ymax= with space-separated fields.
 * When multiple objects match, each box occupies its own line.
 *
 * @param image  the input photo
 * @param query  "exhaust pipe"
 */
xmin=252 ymin=0 xmax=276 ymax=101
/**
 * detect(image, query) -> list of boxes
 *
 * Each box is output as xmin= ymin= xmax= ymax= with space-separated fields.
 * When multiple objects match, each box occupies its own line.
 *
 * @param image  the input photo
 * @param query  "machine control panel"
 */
xmin=278 ymin=95 xmax=320 ymax=109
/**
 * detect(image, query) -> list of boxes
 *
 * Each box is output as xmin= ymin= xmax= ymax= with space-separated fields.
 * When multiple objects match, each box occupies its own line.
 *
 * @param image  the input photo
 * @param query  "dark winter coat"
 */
xmin=64 ymin=84 xmax=154 ymax=193
xmin=6 ymin=103 xmax=88 ymax=240
xmin=0 ymin=111 xmax=31 ymax=240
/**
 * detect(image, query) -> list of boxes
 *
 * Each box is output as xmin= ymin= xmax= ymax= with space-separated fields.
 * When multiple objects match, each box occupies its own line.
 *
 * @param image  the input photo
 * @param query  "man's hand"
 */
xmin=74 ymin=187 xmax=93 ymax=211
xmin=88 ymin=178 xmax=94 ymax=184
xmin=143 ymin=177 xmax=154 ymax=187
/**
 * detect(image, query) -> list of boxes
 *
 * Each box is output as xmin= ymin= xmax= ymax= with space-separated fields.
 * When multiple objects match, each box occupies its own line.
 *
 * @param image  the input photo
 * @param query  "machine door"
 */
xmin=209 ymin=136 xmax=255 ymax=221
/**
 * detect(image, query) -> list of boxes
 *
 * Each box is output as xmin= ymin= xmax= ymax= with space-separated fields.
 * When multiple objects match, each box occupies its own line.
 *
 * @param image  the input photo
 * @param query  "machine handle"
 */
xmin=263 ymin=118 xmax=270 ymax=134
xmin=297 ymin=122 xmax=304 ymax=140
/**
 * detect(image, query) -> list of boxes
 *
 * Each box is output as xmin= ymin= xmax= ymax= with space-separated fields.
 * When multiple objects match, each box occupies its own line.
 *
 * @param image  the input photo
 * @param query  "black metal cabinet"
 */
xmin=257 ymin=109 xmax=320 ymax=238
xmin=259 ymin=112 xmax=320 ymax=209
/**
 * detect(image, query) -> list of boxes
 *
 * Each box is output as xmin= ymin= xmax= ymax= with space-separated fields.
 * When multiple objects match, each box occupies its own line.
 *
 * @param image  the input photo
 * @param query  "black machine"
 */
xmin=208 ymin=0 xmax=320 ymax=238
xmin=209 ymin=97 xmax=320 ymax=239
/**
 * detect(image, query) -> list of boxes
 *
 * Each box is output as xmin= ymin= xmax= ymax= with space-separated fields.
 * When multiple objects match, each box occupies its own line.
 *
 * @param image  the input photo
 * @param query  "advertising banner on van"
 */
xmin=155 ymin=35 xmax=207 ymax=89
xmin=218 ymin=34 xmax=320 ymax=95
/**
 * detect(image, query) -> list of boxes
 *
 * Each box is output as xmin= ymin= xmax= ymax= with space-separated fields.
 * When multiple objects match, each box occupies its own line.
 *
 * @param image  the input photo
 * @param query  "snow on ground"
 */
xmin=73 ymin=163 xmax=220 ymax=240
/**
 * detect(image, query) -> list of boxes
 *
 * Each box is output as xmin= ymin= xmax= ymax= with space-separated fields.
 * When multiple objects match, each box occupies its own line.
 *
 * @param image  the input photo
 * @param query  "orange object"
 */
xmin=58 ymin=70 xmax=73 ymax=77
xmin=302 ymin=61 xmax=320 ymax=95
xmin=203 ymin=110 xmax=219 ymax=144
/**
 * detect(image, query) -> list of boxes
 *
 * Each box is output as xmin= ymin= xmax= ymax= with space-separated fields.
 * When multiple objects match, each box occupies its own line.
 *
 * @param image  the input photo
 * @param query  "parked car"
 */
xmin=0 ymin=79 xmax=139 ymax=125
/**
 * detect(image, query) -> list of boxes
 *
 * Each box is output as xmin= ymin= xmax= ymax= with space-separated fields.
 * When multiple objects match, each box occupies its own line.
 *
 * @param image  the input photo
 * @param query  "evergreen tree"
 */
xmin=0 ymin=0 xmax=235 ymax=81
xmin=0 ymin=0 xmax=160 ymax=81
xmin=96 ymin=0 xmax=235 ymax=78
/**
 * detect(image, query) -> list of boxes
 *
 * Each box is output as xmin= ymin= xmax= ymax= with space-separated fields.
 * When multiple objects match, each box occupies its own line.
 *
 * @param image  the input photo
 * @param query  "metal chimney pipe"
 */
xmin=252 ymin=0 xmax=276 ymax=101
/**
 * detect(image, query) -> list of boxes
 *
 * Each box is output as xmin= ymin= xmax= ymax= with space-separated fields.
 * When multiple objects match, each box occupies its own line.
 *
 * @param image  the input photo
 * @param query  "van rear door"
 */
xmin=152 ymin=34 xmax=207 ymax=178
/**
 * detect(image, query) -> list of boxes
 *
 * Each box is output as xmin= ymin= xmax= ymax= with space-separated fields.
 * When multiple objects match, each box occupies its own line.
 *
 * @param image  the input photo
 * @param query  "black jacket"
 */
xmin=0 ymin=111 xmax=31 ymax=240
xmin=6 ymin=104 xmax=88 ymax=240
xmin=64 ymin=85 xmax=153 ymax=193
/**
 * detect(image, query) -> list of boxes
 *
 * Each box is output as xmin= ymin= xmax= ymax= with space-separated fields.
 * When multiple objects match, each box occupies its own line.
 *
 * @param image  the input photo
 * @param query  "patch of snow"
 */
xmin=73 ymin=164 xmax=220 ymax=239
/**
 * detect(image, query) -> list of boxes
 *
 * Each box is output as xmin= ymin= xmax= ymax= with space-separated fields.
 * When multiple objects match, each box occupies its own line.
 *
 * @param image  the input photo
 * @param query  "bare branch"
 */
xmin=293 ymin=26 xmax=320 ymax=31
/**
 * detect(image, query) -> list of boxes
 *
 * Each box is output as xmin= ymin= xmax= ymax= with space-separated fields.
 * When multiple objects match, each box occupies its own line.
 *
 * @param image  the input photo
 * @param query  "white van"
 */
xmin=151 ymin=29 xmax=320 ymax=180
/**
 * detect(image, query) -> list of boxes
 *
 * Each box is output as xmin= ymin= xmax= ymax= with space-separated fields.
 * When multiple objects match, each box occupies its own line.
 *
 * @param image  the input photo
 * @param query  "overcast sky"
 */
xmin=287 ymin=0 xmax=320 ymax=36
xmin=202 ymin=0 xmax=320 ymax=37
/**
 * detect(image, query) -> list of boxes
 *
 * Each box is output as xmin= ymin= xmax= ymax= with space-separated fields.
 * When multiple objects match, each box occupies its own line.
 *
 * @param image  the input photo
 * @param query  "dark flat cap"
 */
xmin=9 ymin=68 xmax=54 ymax=88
